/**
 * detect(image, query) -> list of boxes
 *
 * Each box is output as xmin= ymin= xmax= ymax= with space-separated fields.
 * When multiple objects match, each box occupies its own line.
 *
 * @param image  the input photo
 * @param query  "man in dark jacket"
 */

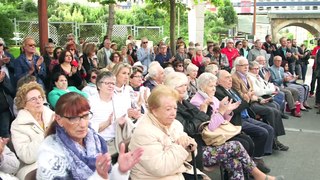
xmin=215 ymin=70 xmax=275 ymax=173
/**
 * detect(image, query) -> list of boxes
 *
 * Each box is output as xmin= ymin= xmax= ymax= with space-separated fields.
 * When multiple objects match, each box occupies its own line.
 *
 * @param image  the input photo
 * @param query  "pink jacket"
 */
xmin=190 ymin=92 xmax=233 ymax=131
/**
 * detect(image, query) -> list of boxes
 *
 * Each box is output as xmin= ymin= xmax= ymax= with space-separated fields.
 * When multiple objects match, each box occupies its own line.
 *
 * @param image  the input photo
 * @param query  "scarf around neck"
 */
xmin=56 ymin=124 xmax=109 ymax=179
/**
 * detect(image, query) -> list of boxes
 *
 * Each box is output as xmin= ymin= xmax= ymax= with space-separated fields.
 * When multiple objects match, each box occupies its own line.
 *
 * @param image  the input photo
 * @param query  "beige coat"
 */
xmin=10 ymin=106 xmax=54 ymax=180
xmin=129 ymin=113 xmax=206 ymax=180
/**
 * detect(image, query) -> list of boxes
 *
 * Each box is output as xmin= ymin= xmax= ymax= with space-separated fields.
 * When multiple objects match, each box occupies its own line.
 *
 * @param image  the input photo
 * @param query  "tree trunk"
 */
xmin=169 ymin=0 xmax=176 ymax=56
xmin=107 ymin=3 xmax=115 ymax=39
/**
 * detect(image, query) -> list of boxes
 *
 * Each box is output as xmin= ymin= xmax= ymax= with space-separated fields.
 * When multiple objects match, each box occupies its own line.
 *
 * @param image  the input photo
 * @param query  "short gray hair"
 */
xmin=148 ymin=62 xmax=162 ymax=78
xmin=249 ymin=61 xmax=259 ymax=70
xmin=197 ymin=73 xmax=217 ymax=91
xmin=233 ymin=56 xmax=247 ymax=67
xmin=186 ymin=63 xmax=199 ymax=74
xmin=164 ymin=72 xmax=188 ymax=89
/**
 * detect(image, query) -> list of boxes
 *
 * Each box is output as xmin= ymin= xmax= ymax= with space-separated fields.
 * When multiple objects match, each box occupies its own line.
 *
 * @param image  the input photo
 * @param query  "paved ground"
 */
xmin=263 ymin=59 xmax=320 ymax=180
xmin=207 ymin=59 xmax=320 ymax=179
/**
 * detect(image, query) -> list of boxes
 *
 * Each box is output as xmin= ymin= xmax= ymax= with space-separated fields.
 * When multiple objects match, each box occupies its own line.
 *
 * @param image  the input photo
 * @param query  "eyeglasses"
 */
xmin=251 ymin=68 xmax=259 ymax=70
xmin=238 ymin=44 xmax=242 ymax=45
xmin=70 ymin=49 xmax=75 ymax=51
xmin=28 ymin=44 xmax=36 ymax=47
xmin=91 ymin=76 xmax=97 ymax=79
xmin=113 ymin=55 xmax=119 ymax=58
xmin=27 ymin=95 xmax=44 ymax=103
xmin=62 ymin=111 xmax=93 ymax=125
xmin=100 ymin=81 xmax=115 ymax=86
xmin=177 ymin=64 xmax=183 ymax=67
xmin=0 ymin=43 xmax=3 ymax=46
xmin=142 ymin=41 xmax=148 ymax=44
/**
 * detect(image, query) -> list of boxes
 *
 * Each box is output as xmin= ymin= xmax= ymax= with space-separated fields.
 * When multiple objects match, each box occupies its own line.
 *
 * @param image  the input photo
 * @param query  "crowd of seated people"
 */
xmin=1 ymin=33 xmax=319 ymax=179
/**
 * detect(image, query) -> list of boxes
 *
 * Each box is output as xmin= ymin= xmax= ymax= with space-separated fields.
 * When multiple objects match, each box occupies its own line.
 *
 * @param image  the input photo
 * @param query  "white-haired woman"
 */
xmin=186 ymin=63 xmax=199 ymax=99
xmin=142 ymin=61 xmax=164 ymax=91
xmin=165 ymin=72 xmax=284 ymax=180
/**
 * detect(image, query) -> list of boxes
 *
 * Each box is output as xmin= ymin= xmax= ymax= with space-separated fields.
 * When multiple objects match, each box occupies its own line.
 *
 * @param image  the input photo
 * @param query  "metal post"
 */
xmin=253 ymin=0 xmax=257 ymax=37
xmin=38 ymin=0 xmax=48 ymax=55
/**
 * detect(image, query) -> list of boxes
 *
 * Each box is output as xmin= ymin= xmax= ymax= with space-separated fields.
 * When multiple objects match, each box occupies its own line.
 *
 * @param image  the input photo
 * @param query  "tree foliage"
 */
xmin=0 ymin=15 xmax=14 ymax=44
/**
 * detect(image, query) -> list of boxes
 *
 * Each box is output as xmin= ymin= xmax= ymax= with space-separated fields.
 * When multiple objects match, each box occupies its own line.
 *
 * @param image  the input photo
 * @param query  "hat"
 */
xmin=227 ymin=39 xmax=234 ymax=44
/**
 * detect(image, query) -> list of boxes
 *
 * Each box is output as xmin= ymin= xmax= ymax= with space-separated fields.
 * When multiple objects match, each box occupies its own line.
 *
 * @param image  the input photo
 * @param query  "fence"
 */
xmin=12 ymin=19 xmax=164 ymax=46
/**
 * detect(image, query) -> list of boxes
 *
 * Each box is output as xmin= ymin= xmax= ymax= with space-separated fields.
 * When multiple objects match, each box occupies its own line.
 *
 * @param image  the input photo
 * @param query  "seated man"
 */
xmin=231 ymin=57 xmax=288 ymax=151
xmin=143 ymin=62 xmax=165 ymax=91
xmin=250 ymin=59 xmax=287 ymax=117
xmin=269 ymin=56 xmax=301 ymax=117
xmin=255 ymin=55 xmax=287 ymax=117
xmin=215 ymin=70 xmax=274 ymax=173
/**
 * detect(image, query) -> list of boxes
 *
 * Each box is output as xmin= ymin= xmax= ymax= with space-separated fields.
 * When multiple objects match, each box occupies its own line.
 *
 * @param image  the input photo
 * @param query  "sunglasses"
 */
xmin=28 ymin=44 xmax=36 ymax=47
xmin=142 ymin=41 xmax=148 ymax=44
xmin=0 ymin=43 xmax=3 ymax=46
xmin=91 ymin=76 xmax=97 ymax=79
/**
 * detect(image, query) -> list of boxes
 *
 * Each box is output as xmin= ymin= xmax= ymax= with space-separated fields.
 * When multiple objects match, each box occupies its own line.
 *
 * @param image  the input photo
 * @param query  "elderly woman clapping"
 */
xmin=165 ymin=72 xmax=284 ymax=180
xmin=11 ymin=82 xmax=55 ymax=179
xmin=129 ymin=85 xmax=208 ymax=179
xmin=37 ymin=92 xmax=144 ymax=179
xmin=190 ymin=72 xmax=240 ymax=130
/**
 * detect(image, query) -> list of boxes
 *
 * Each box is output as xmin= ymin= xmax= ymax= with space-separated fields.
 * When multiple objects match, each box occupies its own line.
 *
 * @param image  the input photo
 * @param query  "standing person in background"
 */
xmin=262 ymin=35 xmax=277 ymax=66
xmin=315 ymin=50 xmax=320 ymax=109
xmin=42 ymin=42 xmax=55 ymax=74
xmin=210 ymin=46 xmax=230 ymax=71
xmin=49 ymin=47 xmax=62 ymax=73
xmin=121 ymin=46 xmax=134 ymax=65
xmin=292 ymin=39 xmax=303 ymax=79
xmin=175 ymin=44 xmax=188 ymax=62
xmin=275 ymin=37 xmax=295 ymax=74
xmin=97 ymin=38 xmax=113 ymax=69
xmin=155 ymin=44 xmax=174 ymax=68
xmin=80 ymin=42 xmax=98 ymax=80
xmin=286 ymin=39 xmax=299 ymax=77
xmin=300 ymin=44 xmax=311 ymax=83
xmin=64 ymin=33 xmax=81 ymax=54
xmin=248 ymin=39 xmax=268 ymax=62
xmin=0 ymin=38 xmax=15 ymax=91
xmin=127 ymin=43 xmax=137 ymax=62
xmin=137 ymin=37 xmax=155 ymax=72
xmin=235 ymin=41 xmax=243 ymax=53
xmin=309 ymin=39 xmax=320 ymax=97
xmin=221 ymin=39 xmax=239 ymax=68
xmin=14 ymin=37 xmax=47 ymax=89
xmin=240 ymin=39 xmax=251 ymax=59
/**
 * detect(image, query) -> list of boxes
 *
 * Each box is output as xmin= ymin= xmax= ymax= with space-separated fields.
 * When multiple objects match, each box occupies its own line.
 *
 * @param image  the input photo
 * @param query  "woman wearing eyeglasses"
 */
xmin=14 ymin=37 xmax=47 ymax=90
xmin=48 ymin=72 xmax=88 ymax=109
xmin=10 ymin=82 xmax=55 ymax=180
xmin=37 ymin=92 xmax=143 ymax=180
xmin=82 ymin=68 xmax=99 ymax=97
xmin=129 ymin=67 xmax=150 ymax=117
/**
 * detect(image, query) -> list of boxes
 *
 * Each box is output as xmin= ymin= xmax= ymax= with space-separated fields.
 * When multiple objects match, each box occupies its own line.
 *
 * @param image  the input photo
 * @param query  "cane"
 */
xmin=189 ymin=144 xmax=198 ymax=180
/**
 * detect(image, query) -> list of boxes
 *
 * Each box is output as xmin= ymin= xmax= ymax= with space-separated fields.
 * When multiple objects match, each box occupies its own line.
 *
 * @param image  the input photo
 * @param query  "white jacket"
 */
xmin=247 ymin=72 xmax=276 ymax=97
xmin=10 ymin=106 xmax=54 ymax=179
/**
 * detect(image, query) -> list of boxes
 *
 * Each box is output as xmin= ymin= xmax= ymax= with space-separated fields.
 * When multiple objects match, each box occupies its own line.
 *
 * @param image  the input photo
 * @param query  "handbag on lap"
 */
xmin=199 ymin=121 xmax=241 ymax=146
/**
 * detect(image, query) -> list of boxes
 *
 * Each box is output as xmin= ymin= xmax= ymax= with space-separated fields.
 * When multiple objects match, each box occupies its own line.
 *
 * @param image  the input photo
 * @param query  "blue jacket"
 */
xmin=269 ymin=65 xmax=284 ymax=86
xmin=14 ymin=54 xmax=46 ymax=88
